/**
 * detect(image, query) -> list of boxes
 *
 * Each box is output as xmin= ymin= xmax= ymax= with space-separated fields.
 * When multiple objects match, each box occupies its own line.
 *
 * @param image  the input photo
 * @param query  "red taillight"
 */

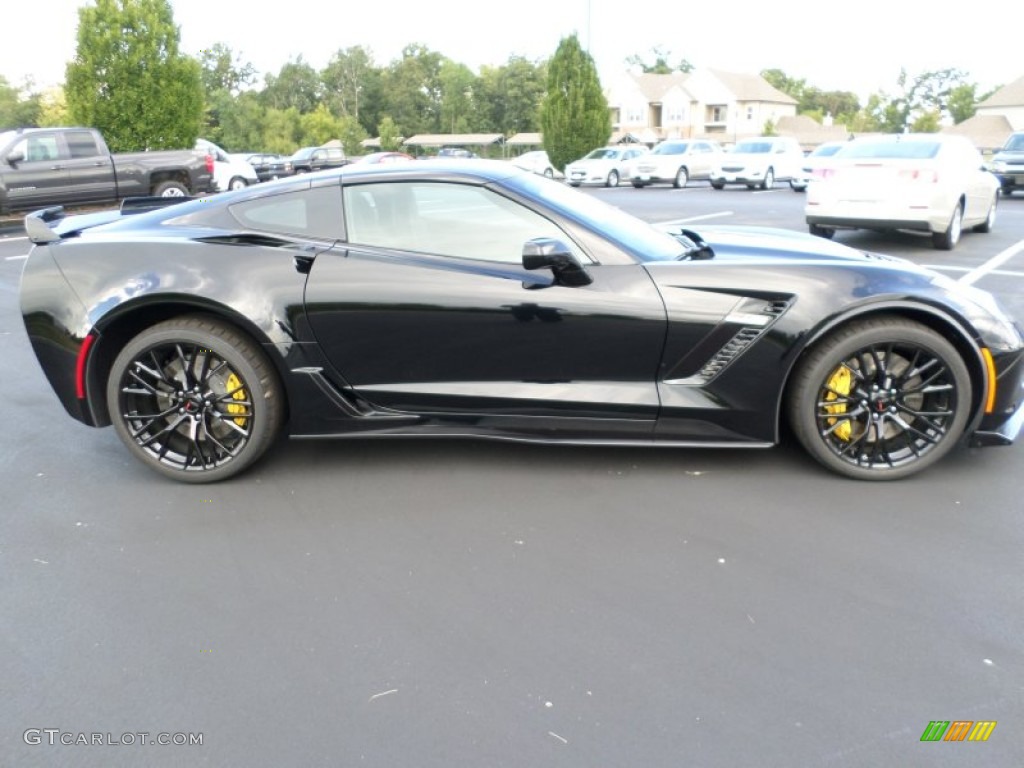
xmin=897 ymin=168 xmax=938 ymax=183
xmin=75 ymin=332 xmax=97 ymax=399
xmin=812 ymin=168 xmax=837 ymax=180
xmin=205 ymin=153 xmax=215 ymax=173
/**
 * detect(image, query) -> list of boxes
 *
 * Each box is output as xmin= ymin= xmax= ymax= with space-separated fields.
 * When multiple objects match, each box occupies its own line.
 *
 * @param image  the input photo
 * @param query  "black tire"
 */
xmin=710 ymin=181 xmax=725 ymax=190
xmin=788 ymin=316 xmax=971 ymax=480
xmin=631 ymin=181 xmax=646 ymax=188
xmin=543 ymin=168 xmax=554 ymax=178
xmin=569 ymin=182 xmax=581 ymax=187
xmin=809 ymin=224 xmax=835 ymax=239
xmin=107 ymin=316 xmax=284 ymax=483
xmin=790 ymin=180 xmax=806 ymax=192
xmin=153 ymin=180 xmax=189 ymax=197
xmin=932 ymin=202 xmax=962 ymax=250
xmin=973 ymin=194 xmax=997 ymax=233
xmin=760 ymin=167 xmax=775 ymax=190
xmin=673 ymin=166 xmax=689 ymax=189
xmin=228 ymin=176 xmax=248 ymax=191
xmin=606 ymin=170 xmax=619 ymax=188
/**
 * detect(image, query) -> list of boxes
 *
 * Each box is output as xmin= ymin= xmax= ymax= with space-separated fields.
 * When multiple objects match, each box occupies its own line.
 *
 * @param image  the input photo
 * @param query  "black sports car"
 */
xmin=19 ymin=161 xmax=1024 ymax=482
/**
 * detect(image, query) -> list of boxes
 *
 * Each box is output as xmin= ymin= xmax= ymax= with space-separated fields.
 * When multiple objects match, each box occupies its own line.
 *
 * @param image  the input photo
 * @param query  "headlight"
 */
xmin=991 ymin=160 xmax=1006 ymax=172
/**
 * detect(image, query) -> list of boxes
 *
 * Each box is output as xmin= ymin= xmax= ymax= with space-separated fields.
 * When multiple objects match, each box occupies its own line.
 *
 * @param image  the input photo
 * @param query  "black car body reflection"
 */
xmin=19 ymin=161 xmax=1024 ymax=482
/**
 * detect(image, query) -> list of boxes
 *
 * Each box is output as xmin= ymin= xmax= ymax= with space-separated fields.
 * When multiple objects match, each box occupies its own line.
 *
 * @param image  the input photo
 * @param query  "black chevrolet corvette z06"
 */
xmin=19 ymin=161 xmax=1024 ymax=483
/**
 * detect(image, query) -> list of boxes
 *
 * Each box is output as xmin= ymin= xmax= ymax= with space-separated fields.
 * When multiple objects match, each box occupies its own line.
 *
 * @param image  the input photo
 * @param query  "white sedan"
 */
xmin=565 ymin=146 xmax=648 ymax=188
xmin=805 ymin=134 xmax=999 ymax=250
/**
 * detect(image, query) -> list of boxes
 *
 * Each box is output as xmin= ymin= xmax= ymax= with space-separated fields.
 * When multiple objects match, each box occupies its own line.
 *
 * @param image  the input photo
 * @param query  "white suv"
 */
xmin=629 ymin=139 xmax=723 ymax=188
xmin=710 ymin=136 xmax=804 ymax=190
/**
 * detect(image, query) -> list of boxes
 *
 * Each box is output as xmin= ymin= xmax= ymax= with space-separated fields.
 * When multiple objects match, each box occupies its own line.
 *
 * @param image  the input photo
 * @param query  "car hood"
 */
xmin=567 ymin=158 xmax=616 ymax=169
xmin=670 ymin=224 xmax=916 ymax=266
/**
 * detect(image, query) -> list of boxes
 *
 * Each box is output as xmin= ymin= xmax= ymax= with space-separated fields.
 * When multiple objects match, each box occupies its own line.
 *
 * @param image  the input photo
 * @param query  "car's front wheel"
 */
xmin=710 ymin=181 xmax=725 ymax=190
xmin=107 ymin=316 xmax=284 ymax=483
xmin=809 ymin=224 xmax=835 ymax=239
xmin=673 ymin=167 xmax=689 ymax=188
xmin=788 ymin=316 xmax=971 ymax=480
xmin=606 ymin=170 xmax=619 ymax=187
xmin=760 ymin=168 xmax=775 ymax=190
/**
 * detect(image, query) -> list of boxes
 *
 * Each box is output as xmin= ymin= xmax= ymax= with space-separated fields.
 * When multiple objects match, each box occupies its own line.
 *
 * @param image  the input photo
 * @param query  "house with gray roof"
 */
xmin=975 ymin=76 xmax=1024 ymax=130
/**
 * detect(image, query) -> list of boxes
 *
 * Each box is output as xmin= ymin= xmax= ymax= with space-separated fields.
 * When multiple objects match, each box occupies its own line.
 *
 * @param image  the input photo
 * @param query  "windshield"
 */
xmin=1003 ymin=134 xmax=1024 ymax=152
xmin=511 ymin=172 xmax=684 ymax=262
xmin=583 ymin=148 xmax=618 ymax=160
xmin=733 ymin=141 xmax=773 ymax=154
xmin=653 ymin=142 xmax=688 ymax=155
xmin=837 ymin=140 xmax=941 ymax=160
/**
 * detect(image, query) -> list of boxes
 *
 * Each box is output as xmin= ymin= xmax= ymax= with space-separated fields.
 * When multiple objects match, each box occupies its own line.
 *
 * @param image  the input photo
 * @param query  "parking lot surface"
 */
xmin=2 ymin=187 xmax=1022 ymax=766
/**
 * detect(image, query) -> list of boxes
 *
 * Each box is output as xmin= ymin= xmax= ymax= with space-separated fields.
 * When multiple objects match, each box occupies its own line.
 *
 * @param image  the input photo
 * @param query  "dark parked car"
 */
xmin=20 ymin=161 xmax=1024 ymax=483
xmin=990 ymin=131 xmax=1024 ymax=196
xmin=287 ymin=146 xmax=348 ymax=173
xmin=1 ymin=126 xmax=214 ymax=215
xmin=243 ymin=153 xmax=294 ymax=182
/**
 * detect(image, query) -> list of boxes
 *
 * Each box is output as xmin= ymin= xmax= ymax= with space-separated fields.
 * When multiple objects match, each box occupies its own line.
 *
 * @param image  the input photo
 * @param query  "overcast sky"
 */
xmin=0 ymin=0 xmax=1011 ymax=103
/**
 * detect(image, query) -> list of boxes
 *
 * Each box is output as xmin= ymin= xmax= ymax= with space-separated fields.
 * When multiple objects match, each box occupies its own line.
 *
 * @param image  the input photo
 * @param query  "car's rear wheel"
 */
xmin=673 ymin=167 xmax=689 ymax=188
xmin=809 ymin=224 xmax=835 ymax=239
xmin=631 ymin=181 xmax=646 ymax=188
xmin=153 ymin=181 xmax=188 ymax=197
xmin=711 ymin=181 xmax=725 ymax=190
xmin=760 ymin=168 xmax=775 ymax=190
xmin=932 ymin=202 xmax=963 ymax=250
xmin=228 ymin=176 xmax=248 ymax=191
xmin=788 ymin=317 xmax=971 ymax=480
xmin=606 ymin=170 xmax=619 ymax=187
xmin=107 ymin=316 xmax=284 ymax=483
xmin=973 ymin=194 xmax=997 ymax=233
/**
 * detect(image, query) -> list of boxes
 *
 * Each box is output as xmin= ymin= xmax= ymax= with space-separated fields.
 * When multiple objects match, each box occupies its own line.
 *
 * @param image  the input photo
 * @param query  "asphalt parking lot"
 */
xmin=1 ymin=186 xmax=1022 ymax=767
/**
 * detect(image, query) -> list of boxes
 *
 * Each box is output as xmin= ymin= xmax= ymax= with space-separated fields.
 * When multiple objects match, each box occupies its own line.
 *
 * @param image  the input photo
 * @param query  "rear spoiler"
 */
xmin=24 ymin=196 xmax=194 ymax=244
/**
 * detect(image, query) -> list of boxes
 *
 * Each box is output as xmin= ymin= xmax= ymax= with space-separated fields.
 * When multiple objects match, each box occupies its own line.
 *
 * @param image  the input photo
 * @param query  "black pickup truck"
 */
xmin=0 ymin=126 xmax=214 ymax=216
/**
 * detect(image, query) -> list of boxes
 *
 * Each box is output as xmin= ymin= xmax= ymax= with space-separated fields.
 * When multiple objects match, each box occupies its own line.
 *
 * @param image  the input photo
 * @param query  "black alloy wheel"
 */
xmin=789 ymin=317 xmax=971 ymax=480
xmin=107 ymin=316 xmax=284 ymax=482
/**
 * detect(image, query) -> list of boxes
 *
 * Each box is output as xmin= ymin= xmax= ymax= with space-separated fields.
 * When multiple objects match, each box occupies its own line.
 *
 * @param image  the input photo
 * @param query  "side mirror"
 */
xmin=522 ymin=238 xmax=592 ymax=286
xmin=6 ymin=150 xmax=25 ymax=166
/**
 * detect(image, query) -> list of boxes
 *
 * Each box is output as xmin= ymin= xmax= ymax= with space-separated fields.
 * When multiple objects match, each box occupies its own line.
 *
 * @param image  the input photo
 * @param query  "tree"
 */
xmin=0 ymin=75 xmax=41 ymax=127
xmin=475 ymin=56 xmax=547 ymax=135
xmin=37 ymin=87 xmax=69 ymax=127
xmin=65 ymin=0 xmax=203 ymax=151
xmin=299 ymin=103 xmax=343 ymax=146
xmin=761 ymin=69 xmax=806 ymax=103
xmin=337 ymin=116 xmax=369 ymax=157
xmin=261 ymin=57 xmax=322 ymax=113
xmin=199 ymin=43 xmax=255 ymax=95
xmin=377 ymin=116 xmax=401 ymax=151
xmin=321 ymin=46 xmax=378 ymax=123
xmin=541 ymin=35 xmax=610 ymax=173
xmin=439 ymin=60 xmax=476 ymax=134
xmin=627 ymin=47 xmax=693 ymax=74
xmin=381 ymin=44 xmax=445 ymax=136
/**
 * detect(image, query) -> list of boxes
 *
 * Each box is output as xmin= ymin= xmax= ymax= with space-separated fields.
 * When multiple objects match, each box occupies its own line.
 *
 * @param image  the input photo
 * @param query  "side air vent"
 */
xmin=665 ymin=296 xmax=794 ymax=386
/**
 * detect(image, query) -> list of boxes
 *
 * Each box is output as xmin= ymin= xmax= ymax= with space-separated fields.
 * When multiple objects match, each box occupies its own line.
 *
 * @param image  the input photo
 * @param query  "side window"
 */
xmin=21 ymin=134 xmax=60 ymax=162
xmin=343 ymin=181 xmax=584 ymax=264
xmin=66 ymin=130 xmax=100 ymax=159
xmin=228 ymin=185 xmax=344 ymax=240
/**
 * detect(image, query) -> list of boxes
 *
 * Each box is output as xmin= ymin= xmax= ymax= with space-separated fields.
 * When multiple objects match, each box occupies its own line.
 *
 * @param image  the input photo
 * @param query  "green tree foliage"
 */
xmin=627 ymin=47 xmax=693 ymax=74
xmin=911 ymin=110 xmax=941 ymax=133
xmin=474 ymin=57 xmax=547 ymax=135
xmin=761 ymin=69 xmax=860 ymax=125
xmin=541 ymin=35 xmax=610 ymax=173
xmin=377 ymin=116 xmax=401 ymax=151
xmin=214 ymin=91 xmax=263 ymax=151
xmin=439 ymin=60 xmax=476 ymax=134
xmin=199 ymin=43 xmax=255 ymax=95
xmin=337 ymin=116 xmax=369 ymax=157
xmin=261 ymin=57 xmax=322 ymax=113
xmin=0 ymin=75 xmax=41 ymax=127
xmin=381 ymin=44 xmax=445 ymax=136
xmin=321 ymin=46 xmax=380 ymax=128
xmin=37 ymin=87 xmax=69 ymax=127
xmin=299 ymin=104 xmax=343 ymax=146
xmin=761 ymin=69 xmax=806 ymax=103
xmin=65 ymin=0 xmax=203 ymax=150
xmin=260 ymin=107 xmax=301 ymax=154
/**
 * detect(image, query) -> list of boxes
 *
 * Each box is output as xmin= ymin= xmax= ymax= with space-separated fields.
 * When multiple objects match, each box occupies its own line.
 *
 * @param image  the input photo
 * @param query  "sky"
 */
xmin=0 ymin=0 xmax=1012 ymax=104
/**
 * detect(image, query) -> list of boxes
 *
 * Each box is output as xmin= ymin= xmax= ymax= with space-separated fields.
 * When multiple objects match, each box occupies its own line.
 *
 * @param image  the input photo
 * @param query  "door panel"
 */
xmin=304 ymin=247 xmax=667 ymax=423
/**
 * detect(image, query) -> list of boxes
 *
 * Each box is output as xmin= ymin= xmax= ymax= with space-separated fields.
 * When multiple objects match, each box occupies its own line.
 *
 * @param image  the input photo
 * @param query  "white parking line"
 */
xmin=958 ymin=239 xmax=1024 ymax=285
xmin=5 ymin=254 xmax=29 ymax=261
xmin=656 ymin=212 xmax=734 ymax=226
xmin=924 ymin=264 xmax=1024 ymax=278
xmin=1 ymin=236 xmax=28 ymax=242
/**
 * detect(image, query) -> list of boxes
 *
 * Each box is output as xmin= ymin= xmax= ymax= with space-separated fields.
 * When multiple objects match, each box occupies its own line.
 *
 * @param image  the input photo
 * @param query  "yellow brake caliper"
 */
xmin=225 ymin=373 xmax=249 ymax=427
xmin=824 ymin=365 xmax=853 ymax=441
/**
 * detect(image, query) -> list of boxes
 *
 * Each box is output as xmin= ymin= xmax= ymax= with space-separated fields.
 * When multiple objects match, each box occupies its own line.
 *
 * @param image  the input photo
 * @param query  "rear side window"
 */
xmin=66 ymin=130 xmax=101 ymax=158
xmin=228 ymin=185 xmax=344 ymax=240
